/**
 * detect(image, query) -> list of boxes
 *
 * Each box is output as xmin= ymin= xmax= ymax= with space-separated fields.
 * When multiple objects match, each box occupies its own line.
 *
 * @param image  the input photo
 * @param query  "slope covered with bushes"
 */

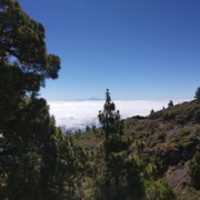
xmin=73 ymin=99 xmax=200 ymax=199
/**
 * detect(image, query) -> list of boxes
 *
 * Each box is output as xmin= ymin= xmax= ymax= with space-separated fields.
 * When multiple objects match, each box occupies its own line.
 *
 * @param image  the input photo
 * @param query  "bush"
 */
xmin=189 ymin=152 xmax=200 ymax=190
xmin=145 ymin=179 xmax=175 ymax=200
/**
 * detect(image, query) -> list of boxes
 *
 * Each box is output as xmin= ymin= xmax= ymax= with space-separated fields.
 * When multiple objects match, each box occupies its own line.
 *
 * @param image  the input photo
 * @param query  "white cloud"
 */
xmin=48 ymin=100 xmax=183 ymax=130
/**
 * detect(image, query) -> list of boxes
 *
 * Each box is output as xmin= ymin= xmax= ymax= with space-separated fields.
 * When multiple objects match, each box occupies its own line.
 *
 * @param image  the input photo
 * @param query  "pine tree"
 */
xmin=98 ymin=89 xmax=121 ymax=141
xmin=195 ymin=87 xmax=200 ymax=101
xmin=150 ymin=109 xmax=155 ymax=116
xmin=0 ymin=1 xmax=73 ymax=199
xmin=96 ymin=89 xmax=144 ymax=200
xmin=168 ymin=100 xmax=174 ymax=108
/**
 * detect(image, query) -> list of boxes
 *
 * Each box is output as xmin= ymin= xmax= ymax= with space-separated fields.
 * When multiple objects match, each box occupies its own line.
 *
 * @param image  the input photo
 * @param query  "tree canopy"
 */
xmin=0 ymin=1 xmax=89 ymax=199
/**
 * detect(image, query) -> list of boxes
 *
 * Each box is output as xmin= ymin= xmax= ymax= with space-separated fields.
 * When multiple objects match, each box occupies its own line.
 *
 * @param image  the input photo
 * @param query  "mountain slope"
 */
xmin=74 ymin=100 xmax=200 ymax=199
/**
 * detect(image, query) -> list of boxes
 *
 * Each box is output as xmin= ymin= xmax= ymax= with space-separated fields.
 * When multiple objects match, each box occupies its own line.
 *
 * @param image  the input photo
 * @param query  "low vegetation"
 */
xmin=73 ymin=95 xmax=200 ymax=200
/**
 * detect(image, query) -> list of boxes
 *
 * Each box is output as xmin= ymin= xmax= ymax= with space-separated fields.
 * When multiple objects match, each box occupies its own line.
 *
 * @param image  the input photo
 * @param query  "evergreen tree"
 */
xmin=96 ymin=89 xmax=144 ymax=200
xmin=195 ymin=87 xmax=200 ymax=100
xmin=0 ymin=1 xmax=81 ymax=199
xmin=168 ymin=100 xmax=174 ymax=108
xmin=98 ymin=89 xmax=121 ymax=141
xmin=150 ymin=109 xmax=155 ymax=116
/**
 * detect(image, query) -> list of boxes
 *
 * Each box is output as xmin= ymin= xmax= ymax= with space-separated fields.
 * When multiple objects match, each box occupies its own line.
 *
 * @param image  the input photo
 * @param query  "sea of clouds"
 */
xmin=48 ymin=100 xmax=184 ymax=131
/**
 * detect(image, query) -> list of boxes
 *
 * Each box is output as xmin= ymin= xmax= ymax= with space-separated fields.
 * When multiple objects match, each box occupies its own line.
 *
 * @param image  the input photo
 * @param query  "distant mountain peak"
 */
xmin=87 ymin=97 xmax=103 ymax=101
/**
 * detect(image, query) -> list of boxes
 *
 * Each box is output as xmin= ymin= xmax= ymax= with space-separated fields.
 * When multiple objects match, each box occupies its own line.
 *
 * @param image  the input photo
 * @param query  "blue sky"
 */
xmin=19 ymin=0 xmax=200 ymax=100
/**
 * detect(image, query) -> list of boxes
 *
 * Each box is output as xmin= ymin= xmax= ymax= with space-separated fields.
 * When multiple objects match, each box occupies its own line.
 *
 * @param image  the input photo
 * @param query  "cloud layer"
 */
xmin=48 ymin=100 xmax=180 ymax=130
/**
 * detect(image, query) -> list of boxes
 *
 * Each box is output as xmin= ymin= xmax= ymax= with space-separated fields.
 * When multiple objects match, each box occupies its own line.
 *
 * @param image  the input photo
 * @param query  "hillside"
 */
xmin=73 ymin=99 xmax=200 ymax=199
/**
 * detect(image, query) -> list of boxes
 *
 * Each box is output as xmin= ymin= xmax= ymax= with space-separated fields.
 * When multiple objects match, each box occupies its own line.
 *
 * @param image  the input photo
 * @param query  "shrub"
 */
xmin=145 ymin=179 xmax=175 ymax=200
xmin=189 ymin=152 xmax=200 ymax=190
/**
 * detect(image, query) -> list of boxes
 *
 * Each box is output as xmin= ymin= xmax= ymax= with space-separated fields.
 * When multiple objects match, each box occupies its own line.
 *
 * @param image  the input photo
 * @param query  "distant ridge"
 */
xmin=86 ymin=97 xmax=104 ymax=101
xmin=60 ymin=97 xmax=104 ymax=102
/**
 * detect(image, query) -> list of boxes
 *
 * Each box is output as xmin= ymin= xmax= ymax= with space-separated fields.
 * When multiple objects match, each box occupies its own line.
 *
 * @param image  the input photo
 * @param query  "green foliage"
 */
xmin=98 ymin=89 xmax=122 ymax=141
xmin=150 ymin=109 xmax=155 ymax=117
xmin=0 ymin=1 xmax=81 ymax=200
xmin=148 ymin=100 xmax=200 ymax=124
xmin=168 ymin=100 xmax=174 ymax=108
xmin=95 ymin=90 xmax=144 ymax=200
xmin=189 ymin=152 xmax=200 ymax=190
xmin=74 ymin=97 xmax=200 ymax=199
xmin=95 ymin=153 xmax=144 ymax=200
xmin=195 ymin=87 xmax=200 ymax=100
xmin=145 ymin=179 xmax=175 ymax=200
